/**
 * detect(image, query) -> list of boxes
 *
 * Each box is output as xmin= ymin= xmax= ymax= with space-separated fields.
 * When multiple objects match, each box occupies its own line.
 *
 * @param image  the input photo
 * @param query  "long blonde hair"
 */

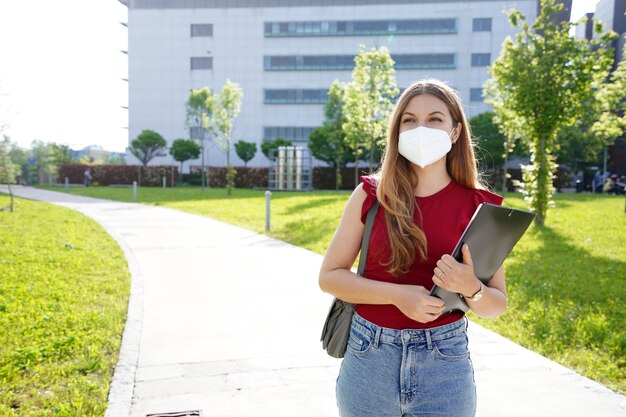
xmin=375 ymin=79 xmax=487 ymax=276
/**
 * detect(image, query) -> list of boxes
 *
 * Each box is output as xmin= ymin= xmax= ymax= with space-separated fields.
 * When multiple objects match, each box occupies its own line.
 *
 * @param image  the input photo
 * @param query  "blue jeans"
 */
xmin=336 ymin=313 xmax=476 ymax=417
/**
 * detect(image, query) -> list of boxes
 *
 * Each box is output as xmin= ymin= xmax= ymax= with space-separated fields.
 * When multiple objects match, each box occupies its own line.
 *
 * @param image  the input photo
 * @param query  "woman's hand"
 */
xmin=432 ymin=244 xmax=481 ymax=298
xmin=394 ymin=285 xmax=446 ymax=323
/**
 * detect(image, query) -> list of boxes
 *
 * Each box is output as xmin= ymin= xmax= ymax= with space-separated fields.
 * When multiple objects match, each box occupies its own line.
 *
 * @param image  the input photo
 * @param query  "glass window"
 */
xmin=191 ymin=24 xmax=213 ymax=37
xmin=189 ymin=126 xmax=206 ymax=138
xmin=473 ymin=18 xmax=492 ymax=32
xmin=264 ymin=54 xmax=455 ymax=71
xmin=264 ymin=18 xmax=457 ymax=37
xmin=264 ymin=89 xmax=328 ymax=104
xmin=393 ymin=54 xmax=456 ymax=69
xmin=263 ymin=126 xmax=316 ymax=141
xmin=471 ymin=53 xmax=491 ymax=67
xmin=190 ymin=57 xmax=212 ymax=70
xmin=264 ymin=55 xmax=355 ymax=71
xmin=470 ymin=88 xmax=484 ymax=102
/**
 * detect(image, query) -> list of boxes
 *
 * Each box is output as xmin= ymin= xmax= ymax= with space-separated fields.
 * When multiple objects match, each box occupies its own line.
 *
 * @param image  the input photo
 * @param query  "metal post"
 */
xmin=133 ymin=181 xmax=137 ymax=202
xmin=65 ymin=177 xmax=68 ymax=190
xmin=265 ymin=190 xmax=271 ymax=232
xmin=162 ymin=176 xmax=166 ymax=189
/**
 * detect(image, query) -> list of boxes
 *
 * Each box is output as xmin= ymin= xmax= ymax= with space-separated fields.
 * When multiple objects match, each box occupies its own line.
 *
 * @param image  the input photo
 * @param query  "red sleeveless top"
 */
xmin=356 ymin=175 xmax=503 ymax=329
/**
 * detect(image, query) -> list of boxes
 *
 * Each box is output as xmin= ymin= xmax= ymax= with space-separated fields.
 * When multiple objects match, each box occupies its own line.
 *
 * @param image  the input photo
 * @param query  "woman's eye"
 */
xmin=430 ymin=117 xmax=443 ymax=122
xmin=402 ymin=119 xmax=414 ymax=124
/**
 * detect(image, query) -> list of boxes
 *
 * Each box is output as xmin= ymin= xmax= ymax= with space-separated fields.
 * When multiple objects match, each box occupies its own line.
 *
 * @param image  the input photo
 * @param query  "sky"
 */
xmin=0 ymin=0 xmax=601 ymax=153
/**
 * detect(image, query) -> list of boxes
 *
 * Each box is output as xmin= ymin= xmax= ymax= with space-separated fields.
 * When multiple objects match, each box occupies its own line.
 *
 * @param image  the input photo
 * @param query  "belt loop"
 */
xmin=373 ymin=327 xmax=381 ymax=349
xmin=425 ymin=329 xmax=433 ymax=350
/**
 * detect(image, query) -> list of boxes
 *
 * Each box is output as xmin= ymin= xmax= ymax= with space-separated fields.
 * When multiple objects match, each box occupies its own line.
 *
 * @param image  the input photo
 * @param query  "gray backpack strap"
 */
xmin=357 ymin=200 xmax=379 ymax=277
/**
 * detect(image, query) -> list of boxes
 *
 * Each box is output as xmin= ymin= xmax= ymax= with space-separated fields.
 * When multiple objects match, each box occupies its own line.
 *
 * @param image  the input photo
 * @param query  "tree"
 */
xmin=555 ymin=92 xmax=606 ymax=173
xmin=186 ymin=88 xmax=212 ymax=190
xmin=0 ymin=136 xmax=20 ymax=212
xmin=470 ymin=112 xmax=505 ymax=171
xmin=128 ymin=129 xmax=167 ymax=185
xmin=170 ymin=138 xmax=201 ymax=176
xmin=234 ymin=140 xmax=257 ymax=167
xmin=343 ymin=45 xmax=399 ymax=186
xmin=28 ymin=140 xmax=58 ymax=185
xmin=593 ymin=44 xmax=626 ymax=150
xmin=469 ymin=111 xmax=529 ymax=192
xmin=261 ymin=137 xmax=293 ymax=160
xmin=308 ymin=80 xmax=355 ymax=189
xmin=106 ymin=153 xmax=126 ymax=165
xmin=203 ymin=79 xmax=243 ymax=196
xmin=485 ymin=0 xmax=616 ymax=225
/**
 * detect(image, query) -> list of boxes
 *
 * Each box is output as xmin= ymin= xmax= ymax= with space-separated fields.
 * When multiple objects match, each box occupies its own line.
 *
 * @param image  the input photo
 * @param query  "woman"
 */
xmin=319 ymin=79 xmax=507 ymax=417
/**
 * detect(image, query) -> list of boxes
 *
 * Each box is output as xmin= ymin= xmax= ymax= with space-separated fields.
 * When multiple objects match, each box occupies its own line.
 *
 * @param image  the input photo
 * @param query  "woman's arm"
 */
xmin=319 ymin=184 xmax=446 ymax=323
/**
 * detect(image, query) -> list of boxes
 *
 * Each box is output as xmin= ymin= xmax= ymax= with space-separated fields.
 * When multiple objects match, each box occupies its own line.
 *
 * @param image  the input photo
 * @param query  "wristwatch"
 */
xmin=463 ymin=282 xmax=484 ymax=302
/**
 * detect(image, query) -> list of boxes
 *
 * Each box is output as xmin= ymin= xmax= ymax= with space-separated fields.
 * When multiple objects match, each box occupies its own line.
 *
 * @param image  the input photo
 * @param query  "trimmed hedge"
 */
xmin=187 ymin=167 xmax=269 ymax=188
xmin=58 ymin=164 xmax=178 ymax=187
xmin=313 ymin=167 xmax=372 ymax=190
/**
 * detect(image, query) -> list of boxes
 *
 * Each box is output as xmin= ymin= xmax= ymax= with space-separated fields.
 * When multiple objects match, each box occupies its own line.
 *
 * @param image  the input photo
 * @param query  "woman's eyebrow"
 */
xmin=401 ymin=111 xmax=446 ymax=117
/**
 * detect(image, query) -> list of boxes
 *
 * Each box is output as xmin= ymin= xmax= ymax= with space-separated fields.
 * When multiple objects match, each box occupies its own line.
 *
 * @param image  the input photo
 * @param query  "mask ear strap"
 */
xmin=450 ymin=122 xmax=460 ymax=144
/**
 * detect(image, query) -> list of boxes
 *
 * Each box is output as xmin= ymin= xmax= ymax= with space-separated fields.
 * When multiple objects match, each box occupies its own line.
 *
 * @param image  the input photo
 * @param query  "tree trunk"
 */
xmin=201 ymin=138 xmax=206 ymax=191
xmin=8 ymin=183 xmax=14 ymax=212
xmin=534 ymin=137 xmax=548 ymax=226
xmin=369 ymin=137 xmax=375 ymax=174
xmin=227 ymin=138 xmax=232 ymax=196
xmin=502 ymin=146 xmax=509 ymax=196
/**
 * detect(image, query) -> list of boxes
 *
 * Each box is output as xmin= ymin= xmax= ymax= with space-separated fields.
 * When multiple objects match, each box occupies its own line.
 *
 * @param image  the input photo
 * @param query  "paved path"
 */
xmin=2 ymin=186 xmax=625 ymax=417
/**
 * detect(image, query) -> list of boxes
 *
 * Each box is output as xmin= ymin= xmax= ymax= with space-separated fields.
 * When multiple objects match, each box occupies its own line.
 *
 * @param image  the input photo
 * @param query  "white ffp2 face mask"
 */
xmin=398 ymin=126 xmax=453 ymax=168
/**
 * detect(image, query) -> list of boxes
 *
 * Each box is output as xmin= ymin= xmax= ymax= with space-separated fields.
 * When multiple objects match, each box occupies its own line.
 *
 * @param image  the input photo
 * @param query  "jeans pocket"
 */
xmin=346 ymin=325 xmax=373 ymax=355
xmin=433 ymin=333 xmax=470 ymax=361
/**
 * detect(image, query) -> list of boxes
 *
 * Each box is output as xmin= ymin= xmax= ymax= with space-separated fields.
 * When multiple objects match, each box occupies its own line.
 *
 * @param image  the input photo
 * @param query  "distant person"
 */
xmin=319 ymin=79 xmax=507 ymax=417
xmin=574 ymin=171 xmax=583 ymax=193
xmin=593 ymin=171 xmax=603 ymax=193
xmin=83 ymin=168 xmax=92 ymax=187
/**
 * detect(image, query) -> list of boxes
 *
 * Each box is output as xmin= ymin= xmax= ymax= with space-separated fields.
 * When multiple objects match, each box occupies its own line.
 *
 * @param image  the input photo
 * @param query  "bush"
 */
xmin=58 ymin=164 xmax=178 ymax=187
xmin=313 ymin=167 xmax=371 ymax=190
xmin=186 ymin=167 xmax=269 ymax=188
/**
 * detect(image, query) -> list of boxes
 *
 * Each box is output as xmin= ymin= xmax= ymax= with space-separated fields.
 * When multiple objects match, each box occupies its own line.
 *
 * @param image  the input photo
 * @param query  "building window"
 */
xmin=191 ymin=24 xmax=213 ymax=37
xmin=263 ymin=126 xmax=316 ymax=142
xmin=191 ymin=57 xmax=212 ymax=70
xmin=264 ymin=18 xmax=457 ymax=37
xmin=264 ymin=54 xmax=455 ymax=71
xmin=264 ymin=89 xmax=328 ymax=104
xmin=394 ymin=54 xmax=456 ymax=69
xmin=471 ymin=53 xmax=491 ymax=67
xmin=189 ymin=126 xmax=207 ymax=138
xmin=470 ymin=88 xmax=484 ymax=102
xmin=264 ymin=55 xmax=354 ymax=71
xmin=473 ymin=18 xmax=492 ymax=32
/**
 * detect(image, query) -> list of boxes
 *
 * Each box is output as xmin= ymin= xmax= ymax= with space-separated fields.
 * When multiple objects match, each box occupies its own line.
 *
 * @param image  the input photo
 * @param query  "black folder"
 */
xmin=430 ymin=203 xmax=535 ymax=314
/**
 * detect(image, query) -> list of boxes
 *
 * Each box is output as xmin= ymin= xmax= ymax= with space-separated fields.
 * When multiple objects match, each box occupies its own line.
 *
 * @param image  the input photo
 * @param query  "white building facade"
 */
xmin=119 ymin=0 xmax=537 ymax=169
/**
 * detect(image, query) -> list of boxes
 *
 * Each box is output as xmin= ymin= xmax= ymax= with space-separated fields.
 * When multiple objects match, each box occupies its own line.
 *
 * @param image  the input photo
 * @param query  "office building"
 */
xmin=119 ymin=0 xmax=538 ymax=169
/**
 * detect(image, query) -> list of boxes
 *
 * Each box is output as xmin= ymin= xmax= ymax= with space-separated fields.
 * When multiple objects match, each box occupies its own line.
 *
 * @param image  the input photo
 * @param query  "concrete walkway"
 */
xmin=2 ymin=185 xmax=625 ymax=417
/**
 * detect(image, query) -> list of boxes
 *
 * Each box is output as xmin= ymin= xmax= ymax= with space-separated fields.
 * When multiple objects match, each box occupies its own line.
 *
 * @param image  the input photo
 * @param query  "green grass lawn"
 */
xmin=0 ymin=195 xmax=130 ymax=416
xmin=38 ymin=185 xmax=626 ymax=394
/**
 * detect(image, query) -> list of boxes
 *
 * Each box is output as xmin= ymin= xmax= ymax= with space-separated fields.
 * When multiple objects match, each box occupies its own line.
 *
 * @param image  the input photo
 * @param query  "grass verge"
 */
xmin=0 ymin=195 xmax=130 ymax=416
xmin=38 ymin=185 xmax=626 ymax=394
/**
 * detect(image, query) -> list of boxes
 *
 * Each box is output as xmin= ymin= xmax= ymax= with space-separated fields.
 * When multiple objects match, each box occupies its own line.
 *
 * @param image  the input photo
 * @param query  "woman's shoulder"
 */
xmin=360 ymin=175 xmax=379 ymax=196
xmin=455 ymin=182 xmax=504 ymax=207
xmin=358 ymin=175 xmax=380 ymax=224
xmin=472 ymin=187 xmax=503 ymax=206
